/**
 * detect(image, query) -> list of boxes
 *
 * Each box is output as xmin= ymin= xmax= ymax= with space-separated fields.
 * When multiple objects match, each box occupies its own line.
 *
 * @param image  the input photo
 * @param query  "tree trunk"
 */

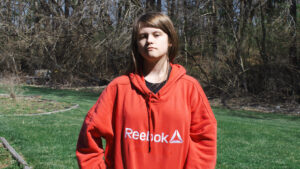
xmin=157 ymin=0 xmax=161 ymax=12
xmin=170 ymin=0 xmax=175 ymax=18
xmin=65 ymin=0 xmax=70 ymax=18
xmin=235 ymin=0 xmax=252 ymax=93
xmin=260 ymin=1 xmax=267 ymax=65
xmin=289 ymin=0 xmax=297 ymax=66
xmin=117 ymin=1 xmax=122 ymax=27
xmin=183 ymin=0 xmax=188 ymax=66
xmin=211 ymin=0 xmax=218 ymax=61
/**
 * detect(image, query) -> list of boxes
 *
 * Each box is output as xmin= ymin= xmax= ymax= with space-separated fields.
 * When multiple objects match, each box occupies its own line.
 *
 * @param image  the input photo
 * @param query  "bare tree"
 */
xmin=0 ymin=0 xmax=298 ymax=100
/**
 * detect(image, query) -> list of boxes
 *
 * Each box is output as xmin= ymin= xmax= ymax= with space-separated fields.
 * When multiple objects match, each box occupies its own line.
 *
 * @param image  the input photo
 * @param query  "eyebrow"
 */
xmin=138 ymin=31 xmax=163 ymax=34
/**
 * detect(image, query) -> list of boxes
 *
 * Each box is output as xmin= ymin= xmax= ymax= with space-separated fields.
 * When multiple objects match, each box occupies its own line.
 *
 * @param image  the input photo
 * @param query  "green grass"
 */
xmin=0 ymin=96 xmax=73 ymax=115
xmin=0 ymin=143 xmax=20 ymax=169
xmin=0 ymin=86 xmax=101 ymax=169
xmin=0 ymin=86 xmax=299 ymax=168
xmin=215 ymin=108 xmax=300 ymax=169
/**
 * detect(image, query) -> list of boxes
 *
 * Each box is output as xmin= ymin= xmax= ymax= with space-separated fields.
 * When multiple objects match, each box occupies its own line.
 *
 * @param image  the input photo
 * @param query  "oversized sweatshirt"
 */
xmin=76 ymin=64 xmax=217 ymax=169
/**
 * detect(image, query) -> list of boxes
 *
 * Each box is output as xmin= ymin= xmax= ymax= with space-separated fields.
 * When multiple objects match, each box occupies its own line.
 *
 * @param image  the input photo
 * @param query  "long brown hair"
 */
xmin=128 ymin=12 xmax=179 ymax=73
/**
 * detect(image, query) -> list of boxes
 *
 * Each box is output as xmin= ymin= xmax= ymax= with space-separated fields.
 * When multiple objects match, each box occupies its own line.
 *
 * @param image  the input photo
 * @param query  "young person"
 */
xmin=76 ymin=12 xmax=217 ymax=169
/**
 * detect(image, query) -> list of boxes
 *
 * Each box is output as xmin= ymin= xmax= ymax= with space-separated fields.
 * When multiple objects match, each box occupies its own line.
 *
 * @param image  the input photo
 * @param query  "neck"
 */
xmin=143 ymin=57 xmax=169 ymax=83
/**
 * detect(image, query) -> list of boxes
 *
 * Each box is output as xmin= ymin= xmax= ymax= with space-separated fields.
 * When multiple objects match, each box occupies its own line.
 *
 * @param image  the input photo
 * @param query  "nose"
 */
xmin=146 ymin=35 xmax=154 ymax=44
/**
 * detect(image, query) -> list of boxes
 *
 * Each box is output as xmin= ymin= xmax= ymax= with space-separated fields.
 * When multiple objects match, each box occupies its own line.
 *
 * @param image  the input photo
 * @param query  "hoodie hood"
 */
xmin=129 ymin=63 xmax=186 ymax=98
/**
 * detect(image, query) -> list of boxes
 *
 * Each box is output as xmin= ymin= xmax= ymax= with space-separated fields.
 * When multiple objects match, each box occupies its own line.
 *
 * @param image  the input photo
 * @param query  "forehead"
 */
xmin=138 ymin=26 xmax=165 ymax=34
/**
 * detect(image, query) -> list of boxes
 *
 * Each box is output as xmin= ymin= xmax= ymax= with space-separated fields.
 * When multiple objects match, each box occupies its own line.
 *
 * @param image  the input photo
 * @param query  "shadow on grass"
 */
xmin=22 ymin=86 xmax=101 ymax=102
xmin=213 ymin=106 xmax=300 ymax=122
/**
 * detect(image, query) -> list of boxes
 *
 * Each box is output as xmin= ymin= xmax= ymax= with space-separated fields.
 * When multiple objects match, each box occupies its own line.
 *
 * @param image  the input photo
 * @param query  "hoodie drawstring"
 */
xmin=146 ymin=93 xmax=153 ymax=152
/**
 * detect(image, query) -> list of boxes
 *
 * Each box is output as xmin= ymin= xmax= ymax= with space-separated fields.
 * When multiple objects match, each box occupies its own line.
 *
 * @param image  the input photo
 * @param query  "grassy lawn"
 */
xmin=0 ymin=86 xmax=299 ymax=168
xmin=0 ymin=96 xmax=73 ymax=115
xmin=215 ymin=108 xmax=300 ymax=169
xmin=0 ymin=86 xmax=101 ymax=169
xmin=0 ymin=143 xmax=20 ymax=169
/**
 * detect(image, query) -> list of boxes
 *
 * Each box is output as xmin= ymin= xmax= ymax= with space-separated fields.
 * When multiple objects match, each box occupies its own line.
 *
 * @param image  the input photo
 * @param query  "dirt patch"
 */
xmin=0 ymin=95 xmax=73 ymax=115
xmin=59 ymin=85 xmax=106 ymax=93
xmin=209 ymin=97 xmax=300 ymax=115
xmin=26 ymin=84 xmax=106 ymax=94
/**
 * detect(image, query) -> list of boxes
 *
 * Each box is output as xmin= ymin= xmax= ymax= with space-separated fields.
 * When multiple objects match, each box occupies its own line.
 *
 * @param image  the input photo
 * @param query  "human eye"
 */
xmin=138 ymin=34 xmax=146 ymax=39
xmin=153 ymin=33 xmax=161 ymax=37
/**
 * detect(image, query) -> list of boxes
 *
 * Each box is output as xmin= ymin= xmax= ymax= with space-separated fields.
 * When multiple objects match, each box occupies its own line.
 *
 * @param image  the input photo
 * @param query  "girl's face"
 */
xmin=137 ymin=27 xmax=170 ymax=64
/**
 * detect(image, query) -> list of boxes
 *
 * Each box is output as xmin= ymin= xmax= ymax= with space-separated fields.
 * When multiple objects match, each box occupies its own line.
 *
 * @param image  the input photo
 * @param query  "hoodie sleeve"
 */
xmin=76 ymin=85 xmax=116 ymax=169
xmin=185 ymin=83 xmax=217 ymax=169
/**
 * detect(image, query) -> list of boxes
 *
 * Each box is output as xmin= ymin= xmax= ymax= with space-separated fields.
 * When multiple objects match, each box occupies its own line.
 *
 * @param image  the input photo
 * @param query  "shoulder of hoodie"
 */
xmin=173 ymin=64 xmax=203 ymax=88
xmin=179 ymin=74 xmax=210 ymax=103
xmin=180 ymin=74 xmax=203 ymax=89
xmin=106 ymin=75 xmax=131 ymax=89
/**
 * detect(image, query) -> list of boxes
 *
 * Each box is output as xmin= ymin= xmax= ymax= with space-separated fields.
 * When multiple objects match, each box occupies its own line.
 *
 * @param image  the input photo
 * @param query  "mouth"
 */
xmin=147 ymin=47 xmax=156 ymax=51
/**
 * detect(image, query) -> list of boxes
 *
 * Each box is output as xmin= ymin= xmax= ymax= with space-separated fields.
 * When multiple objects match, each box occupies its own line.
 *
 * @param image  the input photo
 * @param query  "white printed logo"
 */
xmin=124 ymin=128 xmax=183 ymax=144
xmin=169 ymin=130 xmax=183 ymax=143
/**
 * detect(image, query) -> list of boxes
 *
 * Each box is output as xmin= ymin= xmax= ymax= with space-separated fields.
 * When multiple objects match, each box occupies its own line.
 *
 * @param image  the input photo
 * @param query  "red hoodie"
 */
xmin=76 ymin=64 xmax=217 ymax=169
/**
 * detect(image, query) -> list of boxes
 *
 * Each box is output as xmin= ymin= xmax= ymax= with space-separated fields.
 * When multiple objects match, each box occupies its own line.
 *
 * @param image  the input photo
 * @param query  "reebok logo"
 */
xmin=125 ymin=128 xmax=183 ymax=144
xmin=169 ymin=130 xmax=183 ymax=143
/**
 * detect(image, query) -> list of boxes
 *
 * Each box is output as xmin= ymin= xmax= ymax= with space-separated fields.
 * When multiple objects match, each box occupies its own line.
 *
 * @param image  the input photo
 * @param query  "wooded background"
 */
xmin=0 ymin=0 xmax=299 ymax=101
